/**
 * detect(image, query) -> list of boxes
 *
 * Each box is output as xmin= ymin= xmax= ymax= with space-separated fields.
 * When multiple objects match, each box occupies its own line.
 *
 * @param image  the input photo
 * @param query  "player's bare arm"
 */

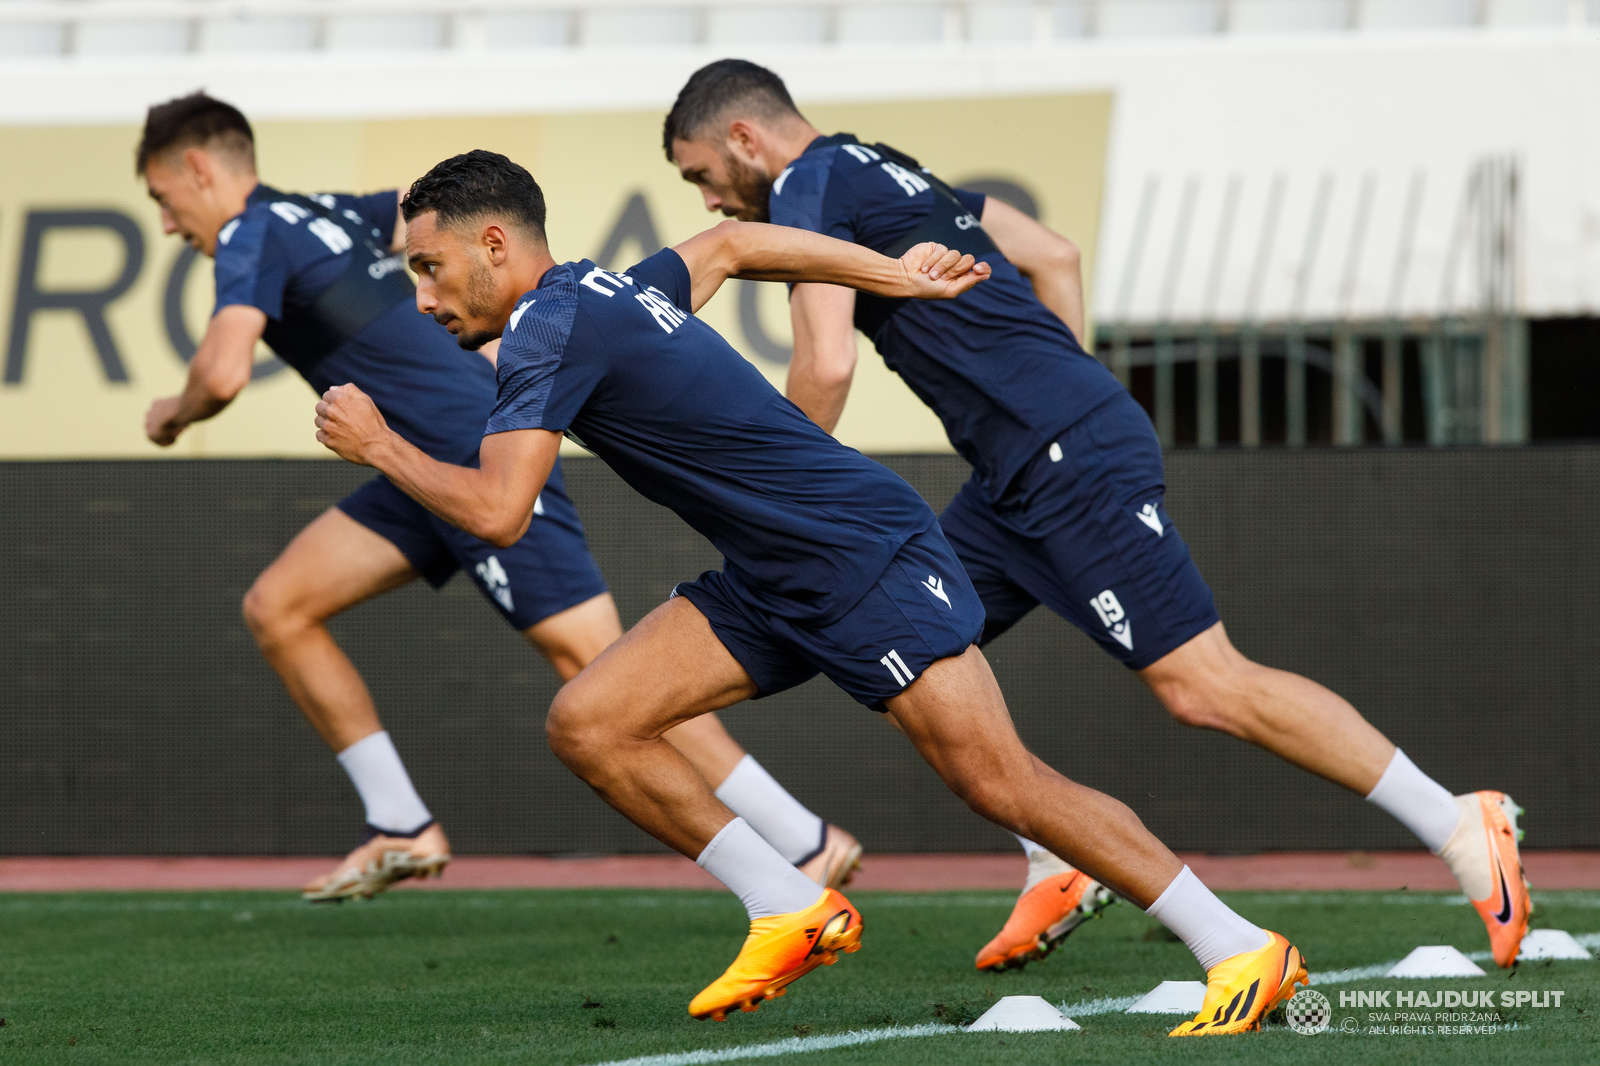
xmin=144 ymin=304 xmax=266 ymax=446
xmin=671 ymin=220 xmax=990 ymax=313
xmin=785 ymin=283 xmax=859 ymax=434
xmin=315 ymin=384 xmax=558 ymax=547
xmin=979 ymin=198 xmax=1085 ymax=338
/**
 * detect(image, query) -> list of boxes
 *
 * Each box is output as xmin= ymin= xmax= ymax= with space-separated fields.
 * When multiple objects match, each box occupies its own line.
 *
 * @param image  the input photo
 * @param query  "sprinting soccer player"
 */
xmin=662 ymin=59 xmax=1532 ymax=972
xmin=134 ymin=92 xmax=862 ymax=901
xmin=313 ymin=149 xmax=1308 ymax=1035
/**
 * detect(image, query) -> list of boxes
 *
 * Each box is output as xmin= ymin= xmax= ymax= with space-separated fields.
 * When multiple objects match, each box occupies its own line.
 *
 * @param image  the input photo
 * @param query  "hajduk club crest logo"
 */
xmin=1285 ymin=989 xmax=1332 ymax=1035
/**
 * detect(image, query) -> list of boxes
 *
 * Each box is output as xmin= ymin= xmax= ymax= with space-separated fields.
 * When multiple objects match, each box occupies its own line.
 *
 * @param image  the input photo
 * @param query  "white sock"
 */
xmin=1365 ymin=748 xmax=1460 ymax=853
xmin=335 ymin=731 xmax=432 ymax=835
xmin=1437 ymin=794 xmax=1494 ymax=900
xmin=1145 ymin=865 xmax=1270 ymax=972
xmin=1014 ymin=834 xmax=1046 ymax=858
xmin=696 ymin=818 xmax=826 ymax=920
xmin=1015 ymin=835 xmax=1075 ymax=893
xmin=714 ymin=755 xmax=827 ymax=865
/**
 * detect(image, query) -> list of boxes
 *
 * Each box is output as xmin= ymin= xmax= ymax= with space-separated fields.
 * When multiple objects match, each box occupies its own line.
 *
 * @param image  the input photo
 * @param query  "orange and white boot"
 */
xmin=797 ymin=825 xmax=863 ymax=890
xmin=302 ymin=822 xmax=451 ymax=903
xmin=976 ymin=857 xmax=1116 ymax=972
xmin=688 ymin=888 xmax=863 ymax=1021
xmin=1439 ymin=791 xmax=1532 ymax=967
xmin=1169 ymin=931 xmax=1308 ymax=1037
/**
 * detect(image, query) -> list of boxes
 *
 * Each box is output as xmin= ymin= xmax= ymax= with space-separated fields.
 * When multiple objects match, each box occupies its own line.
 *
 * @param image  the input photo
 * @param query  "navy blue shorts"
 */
xmin=675 ymin=524 xmax=985 ymax=710
xmin=337 ymin=468 xmax=608 ymax=632
xmin=939 ymin=389 xmax=1219 ymax=670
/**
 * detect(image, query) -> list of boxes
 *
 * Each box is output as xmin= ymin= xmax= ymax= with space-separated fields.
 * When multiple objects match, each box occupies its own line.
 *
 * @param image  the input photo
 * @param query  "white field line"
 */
xmin=588 ymin=930 xmax=1599 ymax=1066
xmin=581 ymin=1023 xmax=961 ymax=1066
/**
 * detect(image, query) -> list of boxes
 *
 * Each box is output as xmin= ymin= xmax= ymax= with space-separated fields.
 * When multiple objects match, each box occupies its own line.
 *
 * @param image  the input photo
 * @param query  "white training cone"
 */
xmin=967 ymin=996 xmax=1081 ymax=1032
xmin=1517 ymin=929 xmax=1594 ymax=961
xmin=1386 ymin=946 xmax=1487 ymax=978
xmin=1125 ymin=981 xmax=1208 ymax=1014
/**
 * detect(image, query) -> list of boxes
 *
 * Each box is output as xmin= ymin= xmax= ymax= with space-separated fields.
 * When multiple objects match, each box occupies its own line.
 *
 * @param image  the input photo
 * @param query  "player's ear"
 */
xmin=725 ymin=120 xmax=761 ymax=161
xmin=182 ymin=146 xmax=212 ymax=187
xmin=481 ymin=223 xmax=509 ymax=265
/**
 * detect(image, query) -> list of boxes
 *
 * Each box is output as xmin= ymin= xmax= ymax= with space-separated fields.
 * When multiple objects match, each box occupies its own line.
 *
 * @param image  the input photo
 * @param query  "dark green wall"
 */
xmin=2 ymin=449 xmax=1594 ymax=855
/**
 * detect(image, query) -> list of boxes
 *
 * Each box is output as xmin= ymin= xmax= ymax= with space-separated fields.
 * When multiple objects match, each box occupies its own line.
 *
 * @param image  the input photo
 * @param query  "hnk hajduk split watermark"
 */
xmin=1283 ymin=988 xmax=1567 ymax=1036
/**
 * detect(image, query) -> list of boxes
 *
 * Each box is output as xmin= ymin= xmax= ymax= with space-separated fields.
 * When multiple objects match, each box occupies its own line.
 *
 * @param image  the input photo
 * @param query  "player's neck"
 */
xmin=503 ymin=246 xmax=559 ymax=309
xmin=765 ymin=120 xmax=824 ymax=174
xmin=216 ymin=172 xmax=258 ymax=221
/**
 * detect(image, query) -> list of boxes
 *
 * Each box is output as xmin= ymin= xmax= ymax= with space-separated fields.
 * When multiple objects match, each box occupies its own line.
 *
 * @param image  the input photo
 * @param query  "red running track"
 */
xmin=0 ymin=851 xmax=1596 ymax=893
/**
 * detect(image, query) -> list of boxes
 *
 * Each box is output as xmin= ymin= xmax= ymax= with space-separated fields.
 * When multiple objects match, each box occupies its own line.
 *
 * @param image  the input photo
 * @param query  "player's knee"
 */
xmin=1154 ymin=664 xmax=1259 ymax=733
xmin=951 ymin=767 xmax=1030 ymax=829
xmin=545 ymin=687 xmax=608 ymax=770
xmin=241 ymin=574 xmax=319 ymax=651
xmin=241 ymin=579 xmax=288 ymax=647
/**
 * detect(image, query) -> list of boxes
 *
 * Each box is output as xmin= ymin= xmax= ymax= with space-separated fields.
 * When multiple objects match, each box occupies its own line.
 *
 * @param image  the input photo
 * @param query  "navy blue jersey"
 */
xmin=485 ymin=248 xmax=934 ymax=624
xmin=768 ymin=134 xmax=1126 ymax=504
xmin=213 ymin=184 xmax=498 ymax=466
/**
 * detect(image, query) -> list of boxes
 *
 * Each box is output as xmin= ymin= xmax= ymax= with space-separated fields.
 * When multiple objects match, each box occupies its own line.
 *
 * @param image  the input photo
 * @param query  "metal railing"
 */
xmin=1098 ymin=155 xmax=1527 ymax=448
xmin=1099 ymin=316 xmax=1527 ymax=447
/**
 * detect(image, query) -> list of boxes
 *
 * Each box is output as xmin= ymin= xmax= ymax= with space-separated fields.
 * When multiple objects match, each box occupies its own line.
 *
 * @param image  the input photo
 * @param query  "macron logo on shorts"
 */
xmin=1136 ymin=502 xmax=1164 ymax=537
xmin=921 ymin=574 xmax=951 ymax=608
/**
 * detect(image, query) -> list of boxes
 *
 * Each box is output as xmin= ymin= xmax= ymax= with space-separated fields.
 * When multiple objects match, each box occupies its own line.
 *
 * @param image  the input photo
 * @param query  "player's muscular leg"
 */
xmin=523 ymin=592 xmax=624 ymax=682
xmin=544 ymin=596 xmax=759 ymax=857
xmin=524 ymin=592 xmax=767 ymax=790
xmin=886 ymin=645 xmax=1182 ymax=907
xmin=242 ymin=508 xmax=416 ymax=751
xmin=1139 ymin=620 xmax=1394 ymax=795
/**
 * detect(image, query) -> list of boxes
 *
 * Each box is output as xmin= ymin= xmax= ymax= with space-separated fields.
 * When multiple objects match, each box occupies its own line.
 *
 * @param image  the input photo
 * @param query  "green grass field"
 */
xmin=1 ymin=887 xmax=1595 ymax=1065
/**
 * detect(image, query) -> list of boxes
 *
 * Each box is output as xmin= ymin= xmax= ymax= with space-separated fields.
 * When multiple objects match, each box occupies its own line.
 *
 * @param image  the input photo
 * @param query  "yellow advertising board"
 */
xmin=0 ymin=93 xmax=1109 ymax=458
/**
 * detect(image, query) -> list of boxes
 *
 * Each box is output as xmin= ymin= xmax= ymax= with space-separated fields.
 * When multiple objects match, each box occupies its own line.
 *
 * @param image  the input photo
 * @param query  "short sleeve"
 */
xmin=212 ymin=210 xmax=288 ymax=319
xmin=625 ymin=248 xmax=692 ymax=314
xmin=485 ymin=276 xmax=598 ymax=436
xmin=768 ymin=154 xmax=856 ymax=243
xmin=953 ymin=187 xmax=988 ymax=218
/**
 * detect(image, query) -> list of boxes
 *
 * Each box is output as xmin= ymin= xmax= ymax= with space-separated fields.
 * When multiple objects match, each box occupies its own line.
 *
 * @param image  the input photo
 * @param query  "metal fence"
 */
xmin=1098 ymin=157 xmax=1529 ymax=448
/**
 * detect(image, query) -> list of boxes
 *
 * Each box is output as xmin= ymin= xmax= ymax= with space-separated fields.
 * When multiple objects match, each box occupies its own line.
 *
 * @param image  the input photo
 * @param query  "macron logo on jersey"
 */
xmin=921 ymin=574 xmax=951 ymax=608
xmin=508 ymin=299 xmax=535 ymax=332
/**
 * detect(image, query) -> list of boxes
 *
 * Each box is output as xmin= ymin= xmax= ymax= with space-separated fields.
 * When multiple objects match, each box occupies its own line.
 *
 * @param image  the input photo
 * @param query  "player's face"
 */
xmin=143 ymin=156 xmax=225 ymax=257
xmin=672 ymin=138 xmax=773 ymax=223
xmin=407 ymin=212 xmax=506 ymax=351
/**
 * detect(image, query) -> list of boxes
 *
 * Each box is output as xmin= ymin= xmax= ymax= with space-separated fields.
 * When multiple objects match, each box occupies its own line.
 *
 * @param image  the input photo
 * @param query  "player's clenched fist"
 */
xmin=897 ymin=241 xmax=990 ymax=301
xmin=315 ymin=383 xmax=392 ymax=466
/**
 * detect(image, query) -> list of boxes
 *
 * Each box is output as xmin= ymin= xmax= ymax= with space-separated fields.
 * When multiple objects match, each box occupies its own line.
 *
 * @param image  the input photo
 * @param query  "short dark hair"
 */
xmin=402 ymin=150 xmax=548 ymax=242
xmin=136 ymin=92 xmax=254 ymax=175
xmin=662 ymin=59 xmax=803 ymax=160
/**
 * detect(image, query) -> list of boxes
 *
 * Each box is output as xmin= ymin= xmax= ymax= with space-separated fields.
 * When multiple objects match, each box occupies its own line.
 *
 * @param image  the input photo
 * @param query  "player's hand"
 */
xmin=315 ymin=383 xmax=393 ymax=466
xmin=897 ymin=242 xmax=991 ymax=300
xmin=144 ymin=396 xmax=188 ymax=447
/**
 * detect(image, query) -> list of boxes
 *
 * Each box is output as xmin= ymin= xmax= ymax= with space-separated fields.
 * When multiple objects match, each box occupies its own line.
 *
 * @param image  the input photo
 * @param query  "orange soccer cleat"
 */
xmin=1169 ymin=930 xmax=1308 ymax=1037
xmin=976 ymin=870 xmax=1116 ymax=972
xmin=688 ymin=888 xmax=863 ymax=1021
xmin=1440 ymin=791 xmax=1532 ymax=968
